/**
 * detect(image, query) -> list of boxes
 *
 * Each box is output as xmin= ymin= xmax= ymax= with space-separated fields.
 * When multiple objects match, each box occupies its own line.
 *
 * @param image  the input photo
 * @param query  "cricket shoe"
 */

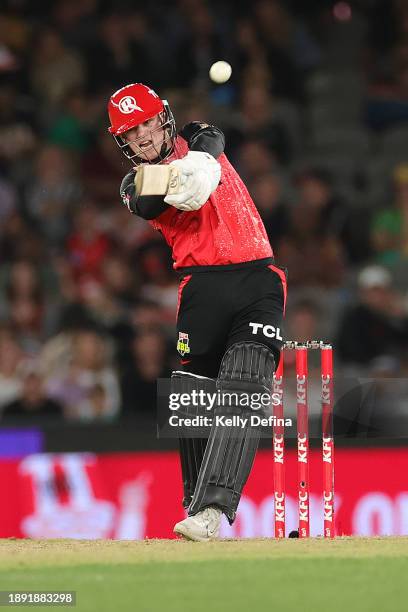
xmin=173 ymin=506 xmax=222 ymax=542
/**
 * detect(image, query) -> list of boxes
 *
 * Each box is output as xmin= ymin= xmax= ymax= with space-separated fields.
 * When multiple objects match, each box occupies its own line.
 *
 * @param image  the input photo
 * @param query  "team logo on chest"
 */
xmin=177 ymin=332 xmax=190 ymax=356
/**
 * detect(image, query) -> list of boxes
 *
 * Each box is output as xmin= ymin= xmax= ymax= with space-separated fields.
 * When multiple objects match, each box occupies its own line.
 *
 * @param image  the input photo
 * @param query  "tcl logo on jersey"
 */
xmin=249 ymin=323 xmax=282 ymax=340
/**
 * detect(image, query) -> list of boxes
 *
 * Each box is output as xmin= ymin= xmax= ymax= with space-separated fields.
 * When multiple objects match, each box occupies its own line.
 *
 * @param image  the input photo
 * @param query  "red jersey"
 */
xmin=149 ymin=136 xmax=273 ymax=269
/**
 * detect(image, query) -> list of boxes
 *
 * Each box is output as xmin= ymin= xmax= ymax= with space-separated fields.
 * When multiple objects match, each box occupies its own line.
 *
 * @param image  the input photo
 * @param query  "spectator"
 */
xmin=25 ymin=145 xmax=82 ymax=246
xmin=336 ymin=265 xmax=408 ymax=366
xmin=121 ymin=327 xmax=171 ymax=415
xmin=85 ymin=12 xmax=160 ymax=93
xmin=0 ymin=213 xmax=45 ymax=263
xmin=81 ymin=129 xmax=126 ymax=208
xmin=51 ymin=0 xmax=99 ymax=50
xmin=104 ymin=203 xmax=156 ymax=252
xmin=30 ymin=28 xmax=85 ymax=110
xmin=285 ymin=298 xmax=322 ymax=345
xmin=257 ymin=0 xmax=321 ymax=65
xmin=371 ymin=163 xmax=408 ymax=267
xmin=0 ymin=173 xmax=17 ymax=223
xmin=276 ymin=175 xmax=346 ymax=289
xmin=137 ymin=243 xmax=178 ymax=324
xmin=0 ymin=260 xmax=60 ymax=351
xmin=0 ymin=327 xmax=23 ymax=411
xmin=252 ymin=0 xmax=307 ymax=102
xmin=171 ymin=3 xmax=227 ymax=90
xmin=71 ymin=277 xmax=128 ymax=335
xmin=0 ymin=83 xmax=37 ymax=169
xmin=47 ymin=328 xmax=120 ymax=421
xmin=102 ymin=254 xmax=139 ymax=310
xmin=235 ymin=140 xmax=277 ymax=183
xmin=130 ymin=300 xmax=168 ymax=333
xmin=47 ymin=89 xmax=94 ymax=153
xmin=55 ymin=258 xmax=132 ymax=336
xmin=366 ymin=37 xmax=408 ymax=130
xmin=2 ymin=360 xmax=63 ymax=422
xmin=294 ymin=168 xmax=345 ymax=234
xmin=66 ymin=201 xmax=112 ymax=282
xmin=236 ymin=86 xmax=293 ymax=165
xmin=250 ymin=171 xmax=289 ymax=243
xmin=294 ymin=167 xmax=366 ymax=263
xmin=235 ymin=18 xmax=268 ymax=87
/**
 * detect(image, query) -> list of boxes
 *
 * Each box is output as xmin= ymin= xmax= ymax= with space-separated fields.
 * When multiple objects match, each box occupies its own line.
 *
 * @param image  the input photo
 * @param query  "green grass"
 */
xmin=0 ymin=538 xmax=407 ymax=612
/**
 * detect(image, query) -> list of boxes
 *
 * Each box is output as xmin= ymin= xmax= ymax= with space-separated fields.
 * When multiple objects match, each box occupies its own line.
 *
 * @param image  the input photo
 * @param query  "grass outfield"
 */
xmin=1 ymin=538 xmax=408 ymax=611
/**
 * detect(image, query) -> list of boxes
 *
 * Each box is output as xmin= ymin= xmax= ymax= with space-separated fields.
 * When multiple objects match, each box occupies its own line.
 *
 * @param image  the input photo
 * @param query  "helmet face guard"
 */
xmin=113 ymin=101 xmax=176 ymax=165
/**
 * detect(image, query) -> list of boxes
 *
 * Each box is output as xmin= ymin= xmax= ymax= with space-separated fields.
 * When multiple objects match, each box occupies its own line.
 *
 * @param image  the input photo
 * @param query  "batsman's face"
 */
xmin=123 ymin=114 xmax=167 ymax=162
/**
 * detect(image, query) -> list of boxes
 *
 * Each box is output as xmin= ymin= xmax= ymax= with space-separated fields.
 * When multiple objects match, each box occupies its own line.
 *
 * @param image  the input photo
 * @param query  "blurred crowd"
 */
xmin=2 ymin=0 xmax=408 ymax=423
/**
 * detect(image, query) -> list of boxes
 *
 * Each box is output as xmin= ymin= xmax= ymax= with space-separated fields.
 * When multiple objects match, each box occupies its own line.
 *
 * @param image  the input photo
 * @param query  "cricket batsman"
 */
xmin=108 ymin=83 xmax=287 ymax=541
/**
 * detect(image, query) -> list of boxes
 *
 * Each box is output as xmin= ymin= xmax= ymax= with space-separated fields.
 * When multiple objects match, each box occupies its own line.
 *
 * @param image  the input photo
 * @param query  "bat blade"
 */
xmin=134 ymin=165 xmax=181 ymax=197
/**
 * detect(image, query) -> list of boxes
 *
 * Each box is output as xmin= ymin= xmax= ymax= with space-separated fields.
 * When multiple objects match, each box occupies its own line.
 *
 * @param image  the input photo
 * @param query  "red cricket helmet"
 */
xmin=107 ymin=83 xmax=176 ymax=164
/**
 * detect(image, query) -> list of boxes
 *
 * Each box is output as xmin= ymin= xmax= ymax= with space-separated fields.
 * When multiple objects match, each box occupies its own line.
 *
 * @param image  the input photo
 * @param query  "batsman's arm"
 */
xmin=120 ymin=122 xmax=225 ymax=217
xmin=134 ymin=151 xmax=221 ymax=211
xmin=180 ymin=122 xmax=225 ymax=159
xmin=120 ymin=170 xmax=168 ymax=220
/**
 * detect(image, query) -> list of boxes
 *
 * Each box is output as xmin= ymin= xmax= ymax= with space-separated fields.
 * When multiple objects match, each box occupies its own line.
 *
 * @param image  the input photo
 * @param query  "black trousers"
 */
xmin=176 ymin=258 xmax=287 ymax=377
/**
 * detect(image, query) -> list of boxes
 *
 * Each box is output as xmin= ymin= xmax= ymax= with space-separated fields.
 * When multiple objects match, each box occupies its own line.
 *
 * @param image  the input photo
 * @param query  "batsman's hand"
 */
xmin=182 ymin=151 xmax=221 ymax=191
xmin=164 ymin=151 xmax=221 ymax=211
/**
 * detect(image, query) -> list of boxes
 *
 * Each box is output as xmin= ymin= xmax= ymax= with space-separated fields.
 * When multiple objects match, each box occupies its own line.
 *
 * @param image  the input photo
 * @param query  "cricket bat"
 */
xmin=134 ymin=164 xmax=182 ymax=197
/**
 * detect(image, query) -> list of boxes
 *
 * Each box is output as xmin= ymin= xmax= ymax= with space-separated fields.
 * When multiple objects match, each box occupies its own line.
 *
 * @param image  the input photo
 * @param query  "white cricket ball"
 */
xmin=209 ymin=61 xmax=232 ymax=84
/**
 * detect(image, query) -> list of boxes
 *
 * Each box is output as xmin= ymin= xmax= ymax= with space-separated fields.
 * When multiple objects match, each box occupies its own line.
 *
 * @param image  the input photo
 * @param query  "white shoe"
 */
xmin=174 ymin=506 xmax=222 ymax=541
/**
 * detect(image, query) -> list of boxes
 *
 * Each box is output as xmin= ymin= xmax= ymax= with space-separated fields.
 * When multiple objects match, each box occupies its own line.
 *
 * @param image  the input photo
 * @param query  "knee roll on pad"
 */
xmin=217 ymin=341 xmax=276 ymax=397
xmin=171 ymin=370 xmax=216 ymax=421
xmin=171 ymin=370 xmax=216 ymax=408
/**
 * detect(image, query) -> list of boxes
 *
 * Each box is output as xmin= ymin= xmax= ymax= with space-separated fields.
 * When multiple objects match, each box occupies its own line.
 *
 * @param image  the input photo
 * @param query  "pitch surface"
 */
xmin=1 ymin=538 xmax=407 ymax=611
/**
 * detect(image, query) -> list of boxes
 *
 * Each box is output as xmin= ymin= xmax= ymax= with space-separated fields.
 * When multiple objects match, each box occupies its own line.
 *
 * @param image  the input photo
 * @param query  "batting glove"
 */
xmin=164 ymin=151 xmax=221 ymax=211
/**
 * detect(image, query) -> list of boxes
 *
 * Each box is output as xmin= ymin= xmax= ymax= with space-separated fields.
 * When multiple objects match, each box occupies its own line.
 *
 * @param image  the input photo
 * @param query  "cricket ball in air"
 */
xmin=209 ymin=61 xmax=232 ymax=84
